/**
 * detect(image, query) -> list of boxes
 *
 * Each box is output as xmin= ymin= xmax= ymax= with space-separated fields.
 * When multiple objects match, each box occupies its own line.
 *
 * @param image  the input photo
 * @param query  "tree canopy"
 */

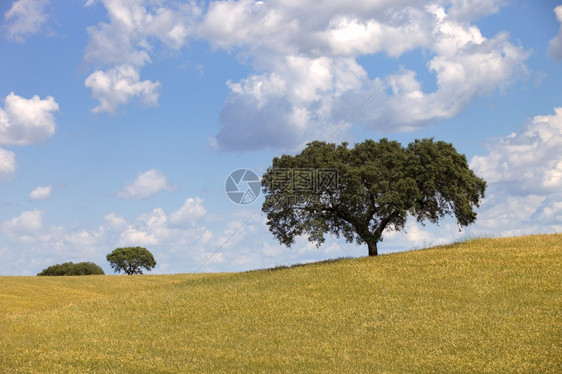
xmin=37 ymin=262 xmax=105 ymax=276
xmin=261 ymin=138 xmax=486 ymax=256
xmin=106 ymin=247 xmax=156 ymax=275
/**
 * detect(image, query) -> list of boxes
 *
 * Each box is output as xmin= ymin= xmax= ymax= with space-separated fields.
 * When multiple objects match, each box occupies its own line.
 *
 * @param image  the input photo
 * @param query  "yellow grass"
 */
xmin=0 ymin=233 xmax=560 ymax=373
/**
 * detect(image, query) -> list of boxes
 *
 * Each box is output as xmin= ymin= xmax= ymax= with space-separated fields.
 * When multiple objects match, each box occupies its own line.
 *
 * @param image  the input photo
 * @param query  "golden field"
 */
xmin=1 ymin=234 xmax=560 ymax=373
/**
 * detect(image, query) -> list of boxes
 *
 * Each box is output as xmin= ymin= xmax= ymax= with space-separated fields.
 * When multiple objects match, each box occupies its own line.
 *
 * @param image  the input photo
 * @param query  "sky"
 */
xmin=0 ymin=0 xmax=561 ymax=276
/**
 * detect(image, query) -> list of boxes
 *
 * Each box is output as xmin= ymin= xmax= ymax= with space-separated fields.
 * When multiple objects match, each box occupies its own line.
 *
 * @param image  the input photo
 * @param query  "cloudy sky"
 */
xmin=0 ymin=0 xmax=560 ymax=275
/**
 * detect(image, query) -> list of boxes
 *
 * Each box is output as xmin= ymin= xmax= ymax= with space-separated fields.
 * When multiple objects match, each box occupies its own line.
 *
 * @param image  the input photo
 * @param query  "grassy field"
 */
xmin=0 ymin=234 xmax=560 ymax=373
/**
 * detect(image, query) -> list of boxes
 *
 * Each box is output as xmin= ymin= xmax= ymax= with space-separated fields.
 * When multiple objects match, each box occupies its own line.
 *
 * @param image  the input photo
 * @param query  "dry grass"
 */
xmin=1 ymin=233 xmax=560 ymax=373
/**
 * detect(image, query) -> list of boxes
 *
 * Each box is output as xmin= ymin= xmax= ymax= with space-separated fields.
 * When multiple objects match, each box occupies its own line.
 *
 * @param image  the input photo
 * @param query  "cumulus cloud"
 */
xmin=0 ymin=148 xmax=16 ymax=180
xmin=0 ymin=196 xmax=214 ymax=274
xmin=85 ymin=0 xmax=200 ymax=66
xmin=471 ymin=107 xmax=562 ymax=193
xmin=84 ymin=65 xmax=160 ymax=113
xmin=470 ymin=107 xmax=562 ymax=234
xmin=118 ymin=209 xmax=165 ymax=246
xmin=0 ymin=92 xmax=58 ymax=179
xmin=368 ymin=33 xmax=527 ymax=130
xmin=169 ymin=197 xmax=207 ymax=226
xmin=104 ymin=212 xmax=127 ymax=231
xmin=548 ymin=6 xmax=562 ymax=61
xmin=83 ymin=1 xmax=527 ymax=146
xmin=117 ymin=169 xmax=171 ymax=199
xmin=63 ymin=229 xmax=106 ymax=248
xmin=3 ymin=0 xmax=50 ymax=42
xmin=1 ymin=210 xmax=43 ymax=242
xmin=471 ymin=194 xmax=555 ymax=236
xmin=83 ymin=0 xmax=200 ymax=112
xmin=446 ymin=0 xmax=504 ymax=21
xmin=0 ymin=193 xmax=266 ymax=275
xmin=116 ymin=203 xmax=212 ymax=251
xmin=0 ymin=92 xmax=59 ymax=146
xmin=205 ymin=1 xmax=528 ymax=151
xmin=29 ymin=185 xmax=52 ymax=200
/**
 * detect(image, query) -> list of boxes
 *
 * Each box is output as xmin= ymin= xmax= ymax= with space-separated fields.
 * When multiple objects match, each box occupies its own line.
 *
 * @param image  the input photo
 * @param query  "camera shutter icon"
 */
xmin=225 ymin=169 xmax=261 ymax=205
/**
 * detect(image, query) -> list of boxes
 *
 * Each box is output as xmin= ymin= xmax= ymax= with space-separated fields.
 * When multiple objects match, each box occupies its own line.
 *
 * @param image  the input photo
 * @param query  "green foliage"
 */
xmin=37 ymin=262 xmax=105 ymax=276
xmin=106 ymin=246 xmax=156 ymax=275
xmin=262 ymin=138 xmax=487 ymax=256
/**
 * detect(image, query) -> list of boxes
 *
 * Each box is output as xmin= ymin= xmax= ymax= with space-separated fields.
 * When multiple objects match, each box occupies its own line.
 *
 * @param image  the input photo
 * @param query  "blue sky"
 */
xmin=0 ymin=0 xmax=561 ymax=275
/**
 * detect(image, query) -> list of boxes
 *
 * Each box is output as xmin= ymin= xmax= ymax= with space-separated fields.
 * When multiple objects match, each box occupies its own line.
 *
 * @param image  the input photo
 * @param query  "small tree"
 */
xmin=262 ymin=138 xmax=486 ymax=256
xmin=106 ymin=247 xmax=156 ymax=275
xmin=38 ymin=262 xmax=105 ymax=276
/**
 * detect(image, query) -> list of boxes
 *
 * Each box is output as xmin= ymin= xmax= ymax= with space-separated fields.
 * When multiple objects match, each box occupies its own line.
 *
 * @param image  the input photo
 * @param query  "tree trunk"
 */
xmin=350 ymin=218 xmax=387 ymax=257
xmin=367 ymin=240 xmax=378 ymax=256
xmin=354 ymin=225 xmax=380 ymax=256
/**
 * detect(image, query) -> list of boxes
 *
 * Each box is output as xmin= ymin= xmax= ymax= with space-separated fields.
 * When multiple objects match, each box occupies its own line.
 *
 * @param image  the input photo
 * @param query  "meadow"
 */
xmin=0 ymin=234 xmax=560 ymax=373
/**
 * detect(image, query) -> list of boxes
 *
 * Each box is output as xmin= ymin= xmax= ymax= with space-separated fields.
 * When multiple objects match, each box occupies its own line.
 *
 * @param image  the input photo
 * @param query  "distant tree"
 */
xmin=261 ymin=138 xmax=487 ymax=256
xmin=37 ymin=262 xmax=105 ymax=276
xmin=106 ymin=247 xmax=156 ymax=275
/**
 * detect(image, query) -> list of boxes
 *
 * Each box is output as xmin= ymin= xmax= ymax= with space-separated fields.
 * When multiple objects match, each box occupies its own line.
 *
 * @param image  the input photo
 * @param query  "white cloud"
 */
xmin=1 ymin=210 xmax=44 ymax=242
xmin=0 ymin=92 xmax=57 ymax=179
xmin=0 ymin=148 xmax=16 ymax=180
xmin=104 ymin=212 xmax=127 ymax=231
xmin=198 ymin=0 xmax=434 ymax=56
xmin=472 ymin=194 xmax=549 ymax=235
xmin=63 ymin=229 xmax=105 ymax=248
xmin=471 ymin=107 xmax=562 ymax=193
xmin=3 ymin=0 xmax=50 ymax=42
xmin=84 ymin=0 xmax=200 ymax=112
xmin=366 ymin=32 xmax=528 ymax=131
xmin=82 ymin=1 xmax=527 ymax=146
xmin=84 ymin=65 xmax=160 ymax=113
xmin=169 ymin=197 xmax=206 ymax=226
xmin=470 ymin=107 xmax=562 ymax=235
xmin=214 ymin=217 xmax=255 ymax=250
xmin=116 ymin=204 xmax=212 ymax=254
xmin=117 ymin=169 xmax=171 ymax=199
xmin=534 ymin=199 xmax=562 ymax=227
xmin=548 ymin=5 xmax=562 ymax=61
xmin=0 ymin=196 xmax=220 ymax=274
xmin=29 ymin=185 xmax=52 ymax=200
xmin=214 ymin=56 xmax=357 ymax=150
xmin=0 ymin=92 xmax=59 ymax=146
xmin=85 ymin=0 xmax=200 ymax=66
xmin=0 ymin=197 xmax=213 ymax=274
xmin=206 ymin=1 xmax=528 ymax=150
xmin=447 ymin=0 xmax=504 ymax=21
xmin=119 ymin=211 xmax=161 ymax=246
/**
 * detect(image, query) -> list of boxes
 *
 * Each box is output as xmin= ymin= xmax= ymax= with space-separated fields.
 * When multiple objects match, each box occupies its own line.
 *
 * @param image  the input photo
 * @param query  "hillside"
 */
xmin=0 ymin=234 xmax=560 ymax=373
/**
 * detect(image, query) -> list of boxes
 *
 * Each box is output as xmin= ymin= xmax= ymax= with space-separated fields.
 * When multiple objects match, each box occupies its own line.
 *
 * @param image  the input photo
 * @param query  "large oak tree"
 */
xmin=261 ymin=138 xmax=486 ymax=256
xmin=106 ymin=246 xmax=156 ymax=275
